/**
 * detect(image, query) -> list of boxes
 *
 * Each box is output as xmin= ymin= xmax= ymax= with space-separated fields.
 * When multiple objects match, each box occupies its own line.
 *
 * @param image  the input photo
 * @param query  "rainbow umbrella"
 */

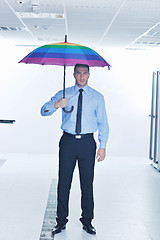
xmin=19 ymin=36 xmax=111 ymax=113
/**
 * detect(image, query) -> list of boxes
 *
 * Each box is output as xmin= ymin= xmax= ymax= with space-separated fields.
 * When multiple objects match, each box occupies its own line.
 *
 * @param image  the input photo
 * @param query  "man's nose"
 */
xmin=80 ymin=74 xmax=84 ymax=79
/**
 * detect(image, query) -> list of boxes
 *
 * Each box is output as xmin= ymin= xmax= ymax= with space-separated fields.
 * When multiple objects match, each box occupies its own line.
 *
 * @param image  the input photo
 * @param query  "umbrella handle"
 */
xmin=63 ymin=106 xmax=74 ymax=113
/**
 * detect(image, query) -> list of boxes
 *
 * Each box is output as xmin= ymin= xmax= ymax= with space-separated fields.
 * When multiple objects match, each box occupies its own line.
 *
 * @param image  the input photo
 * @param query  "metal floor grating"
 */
xmin=39 ymin=179 xmax=57 ymax=240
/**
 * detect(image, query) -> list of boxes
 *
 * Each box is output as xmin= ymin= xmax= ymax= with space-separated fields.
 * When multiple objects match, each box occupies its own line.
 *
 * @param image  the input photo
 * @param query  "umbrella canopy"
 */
xmin=19 ymin=37 xmax=111 ymax=113
xmin=18 ymin=42 xmax=111 ymax=69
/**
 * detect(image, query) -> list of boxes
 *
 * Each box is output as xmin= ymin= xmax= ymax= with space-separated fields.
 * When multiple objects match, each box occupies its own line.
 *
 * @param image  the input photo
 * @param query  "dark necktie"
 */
xmin=75 ymin=89 xmax=83 ymax=134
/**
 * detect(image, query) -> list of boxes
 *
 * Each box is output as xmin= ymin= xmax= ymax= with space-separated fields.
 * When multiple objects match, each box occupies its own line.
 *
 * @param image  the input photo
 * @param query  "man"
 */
xmin=41 ymin=64 xmax=109 ymax=235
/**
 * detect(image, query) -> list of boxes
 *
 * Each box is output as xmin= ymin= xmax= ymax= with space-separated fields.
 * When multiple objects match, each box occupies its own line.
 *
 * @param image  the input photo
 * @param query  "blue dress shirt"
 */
xmin=41 ymin=84 xmax=109 ymax=149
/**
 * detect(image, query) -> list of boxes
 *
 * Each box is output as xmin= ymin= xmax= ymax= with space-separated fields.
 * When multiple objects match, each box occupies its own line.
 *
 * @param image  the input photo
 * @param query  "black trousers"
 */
xmin=56 ymin=132 xmax=96 ymax=225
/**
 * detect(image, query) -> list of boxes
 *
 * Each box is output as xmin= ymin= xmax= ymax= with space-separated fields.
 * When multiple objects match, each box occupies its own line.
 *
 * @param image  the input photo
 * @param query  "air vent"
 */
xmin=146 ymin=31 xmax=159 ymax=36
xmin=134 ymin=41 xmax=160 ymax=46
xmin=37 ymin=37 xmax=64 ymax=42
xmin=16 ymin=12 xmax=64 ymax=19
xmin=128 ymin=22 xmax=160 ymax=48
xmin=0 ymin=26 xmax=22 ymax=31
xmin=126 ymin=47 xmax=147 ymax=51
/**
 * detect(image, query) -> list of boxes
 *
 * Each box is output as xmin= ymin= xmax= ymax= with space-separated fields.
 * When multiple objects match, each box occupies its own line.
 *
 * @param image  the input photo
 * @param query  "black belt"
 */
xmin=63 ymin=131 xmax=93 ymax=139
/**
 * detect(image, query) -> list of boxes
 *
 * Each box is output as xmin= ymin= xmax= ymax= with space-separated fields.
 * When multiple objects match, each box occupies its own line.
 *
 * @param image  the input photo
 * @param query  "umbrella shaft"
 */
xmin=63 ymin=64 xmax=66 ymax=98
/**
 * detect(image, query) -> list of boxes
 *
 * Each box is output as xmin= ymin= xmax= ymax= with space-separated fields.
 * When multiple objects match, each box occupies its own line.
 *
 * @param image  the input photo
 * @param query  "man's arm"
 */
xmin=41 ymin=91 xmax=67 ymax=116
xmin=96 ymin=95 xmax=109 ymax=162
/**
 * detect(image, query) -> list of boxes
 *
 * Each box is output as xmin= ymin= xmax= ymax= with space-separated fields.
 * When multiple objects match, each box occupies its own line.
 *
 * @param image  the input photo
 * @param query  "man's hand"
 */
xmin=54 ymin=98 xmax=68 ymax=109
xmin=96 ymin=148 xmax=106 ymax=162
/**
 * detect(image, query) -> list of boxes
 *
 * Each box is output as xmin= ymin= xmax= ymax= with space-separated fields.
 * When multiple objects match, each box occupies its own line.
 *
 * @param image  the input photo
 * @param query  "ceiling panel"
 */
xmin=24 ymin=19 xmax=66 ymax=42
xmin=0 ymin=0 xmax=160 ymax=49
xmin=8 ymin=0 xmax=64 ymax=13
xmin=0 ymin=1 xmax=23 ymax=26
xmin=66 ymin=0 xmax=124 ymax=46
xmin=101 ymin=0 xmax=160 ymax=48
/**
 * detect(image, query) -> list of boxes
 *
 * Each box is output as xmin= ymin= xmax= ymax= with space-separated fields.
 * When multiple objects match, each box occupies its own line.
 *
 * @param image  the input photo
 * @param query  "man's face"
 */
xmin=73 ymin=67 xmax=90 ymax=88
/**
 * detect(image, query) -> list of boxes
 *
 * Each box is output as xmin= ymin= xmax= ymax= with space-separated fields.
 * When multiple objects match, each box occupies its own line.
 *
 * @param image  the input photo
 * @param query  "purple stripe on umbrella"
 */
xmin=22 ymin=58 xmax=109 ymax=67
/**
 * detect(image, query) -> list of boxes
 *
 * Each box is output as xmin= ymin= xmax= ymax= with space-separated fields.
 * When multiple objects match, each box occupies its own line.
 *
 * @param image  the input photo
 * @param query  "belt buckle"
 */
xmin=75 ymin=135 xmax=81 ymax=139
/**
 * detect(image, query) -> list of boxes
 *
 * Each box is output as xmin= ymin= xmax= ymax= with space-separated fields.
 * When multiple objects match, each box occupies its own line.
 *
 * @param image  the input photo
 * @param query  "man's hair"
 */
xmin=74 ymin=64 xmax=90 ymax=73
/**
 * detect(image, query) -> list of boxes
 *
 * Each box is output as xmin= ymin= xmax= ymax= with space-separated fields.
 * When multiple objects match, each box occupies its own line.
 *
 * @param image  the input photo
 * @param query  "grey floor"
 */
xmin=0 ymin=153 xmax=160 ymax=240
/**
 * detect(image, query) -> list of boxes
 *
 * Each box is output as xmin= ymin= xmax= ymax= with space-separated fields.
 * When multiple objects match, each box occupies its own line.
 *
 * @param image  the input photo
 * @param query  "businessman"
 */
xmin=41 ymin=64 xmax=109 ymax=235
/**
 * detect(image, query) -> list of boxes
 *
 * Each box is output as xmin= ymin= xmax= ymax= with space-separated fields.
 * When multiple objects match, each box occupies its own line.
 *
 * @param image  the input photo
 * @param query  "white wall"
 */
xmin=0 ymin=39 xmax=159 ymax=157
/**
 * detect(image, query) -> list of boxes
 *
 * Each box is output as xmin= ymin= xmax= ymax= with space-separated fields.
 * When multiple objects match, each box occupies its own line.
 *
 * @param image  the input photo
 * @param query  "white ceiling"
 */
xmin=1 ymin=0 xmax=160 ymax=49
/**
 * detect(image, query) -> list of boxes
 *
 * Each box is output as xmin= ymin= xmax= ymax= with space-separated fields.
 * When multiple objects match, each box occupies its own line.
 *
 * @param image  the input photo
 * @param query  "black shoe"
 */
xmin=51 ymin=223 xmax=66 ymax=235
xmin=83 ymin=224 xmax=96 ymax=235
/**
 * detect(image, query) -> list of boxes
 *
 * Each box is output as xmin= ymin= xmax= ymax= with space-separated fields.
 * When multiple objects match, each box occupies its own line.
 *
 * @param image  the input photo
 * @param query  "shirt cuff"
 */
xmin=99 ymin=141 xmax=106 ymax=149
xmin=41 ymin=103 xmax=57 ymax=116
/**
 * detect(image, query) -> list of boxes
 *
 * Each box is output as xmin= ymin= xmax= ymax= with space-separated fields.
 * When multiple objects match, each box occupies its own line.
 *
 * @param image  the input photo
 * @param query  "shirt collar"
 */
xmin=74 ymin=84 xmax=89 ymax=93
